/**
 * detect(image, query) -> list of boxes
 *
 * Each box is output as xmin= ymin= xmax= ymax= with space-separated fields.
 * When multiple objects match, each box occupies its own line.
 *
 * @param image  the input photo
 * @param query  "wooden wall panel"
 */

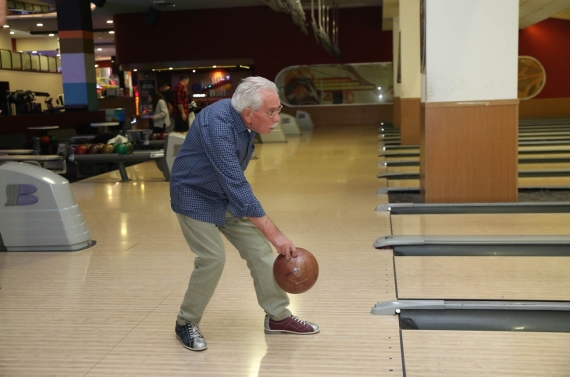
xmin=400 ymin=98 xmax=420 ymax=145
xmin=281 ymin=104 xmax=393 ymax=127
xmin=420 ymin=100 xmax=519 ymax=203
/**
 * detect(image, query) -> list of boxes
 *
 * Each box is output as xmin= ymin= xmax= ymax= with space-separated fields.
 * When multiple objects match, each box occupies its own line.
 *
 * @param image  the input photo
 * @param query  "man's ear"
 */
xmin=242 ymin=107 xmax=253 ymax=123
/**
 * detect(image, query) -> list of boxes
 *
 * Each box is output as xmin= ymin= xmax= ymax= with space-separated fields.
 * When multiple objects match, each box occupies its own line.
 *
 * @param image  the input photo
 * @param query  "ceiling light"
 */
xmin=37 ymin=23 xmax=43 ymax=27
xmin=49 ymin=34 xmax=54 ymax=37
xmin=97 ymin=48 xmax=102 ymax=51
xmin=32 ymin=51 xmax=37 ymax=53
xmin=133 ymin=69 xmax=137 ymax=72
xmin=192 ymin=69 xmax=196 ymax=73
xmin=10 ymin=31 xmax=14 ymax=35
xmin=109 ymin=31 xmax=115 ymax=34
xmin=107 ymin=20 xmax=113 ymax=23
xmin=213 ymin=65 xmax=217 ymax=68
xmin=95 ymin=64 xmax=99 ymax=68
xmin=169 ymin=67 xmax=173 ymax=70
xmin=3 ymin=25 xmax=8 ymax=28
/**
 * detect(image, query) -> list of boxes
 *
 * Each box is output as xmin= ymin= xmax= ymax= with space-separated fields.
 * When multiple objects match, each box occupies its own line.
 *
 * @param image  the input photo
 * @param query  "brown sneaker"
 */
xmin=264 ymin=315 xmax=320 ymax=335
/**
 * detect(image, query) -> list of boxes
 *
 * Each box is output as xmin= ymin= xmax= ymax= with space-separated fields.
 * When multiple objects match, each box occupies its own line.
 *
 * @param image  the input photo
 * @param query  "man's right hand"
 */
xmin=248 ymin=215 xmax=297 ymax=261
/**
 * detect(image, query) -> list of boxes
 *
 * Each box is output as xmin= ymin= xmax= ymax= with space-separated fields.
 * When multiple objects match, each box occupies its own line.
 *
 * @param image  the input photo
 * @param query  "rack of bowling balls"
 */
xmin=150 ymin=132 xmax=168 ymax=141
xmin=74 ymin=142 xmax=135 ymax=156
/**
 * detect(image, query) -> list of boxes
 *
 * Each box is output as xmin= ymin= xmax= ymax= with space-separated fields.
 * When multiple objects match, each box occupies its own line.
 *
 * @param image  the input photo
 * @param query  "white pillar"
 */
xmin=420 ymin=0 xmax=519 ymax=203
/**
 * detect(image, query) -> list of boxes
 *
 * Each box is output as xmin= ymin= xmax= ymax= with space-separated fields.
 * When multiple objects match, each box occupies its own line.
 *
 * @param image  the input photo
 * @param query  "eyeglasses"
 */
xmin=253 ymin=105 xmax=283 ymax=119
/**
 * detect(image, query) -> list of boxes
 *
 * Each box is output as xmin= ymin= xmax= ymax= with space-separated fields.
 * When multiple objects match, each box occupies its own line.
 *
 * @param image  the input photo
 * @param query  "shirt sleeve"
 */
xmin=200 ymin=120 xmax=265 ymax=219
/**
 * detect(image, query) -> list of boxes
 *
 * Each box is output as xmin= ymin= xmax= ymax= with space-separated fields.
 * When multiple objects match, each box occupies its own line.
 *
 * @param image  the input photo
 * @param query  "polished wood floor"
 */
xmin=0 ymin=125 xmax=401 ymax=376
xmin=4 ymin=124 xmax=570 ymax=376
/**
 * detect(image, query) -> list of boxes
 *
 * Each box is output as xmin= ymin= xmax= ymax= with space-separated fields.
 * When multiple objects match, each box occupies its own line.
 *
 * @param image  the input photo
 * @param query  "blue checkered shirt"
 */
xmin=170 ymin=99 xmax=265 ymax=226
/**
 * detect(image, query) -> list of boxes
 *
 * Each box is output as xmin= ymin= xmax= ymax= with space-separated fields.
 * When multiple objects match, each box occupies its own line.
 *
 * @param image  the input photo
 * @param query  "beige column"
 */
xmin=420 ymin=0 xmax=519 ymax=203
xmin=399 ymin=0 xmax=421 ymax=144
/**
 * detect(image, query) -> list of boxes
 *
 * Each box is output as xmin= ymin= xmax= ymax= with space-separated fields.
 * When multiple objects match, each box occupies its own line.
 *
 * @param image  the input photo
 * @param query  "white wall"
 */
xmin=0 ymin=70 xmax=63 ymax=110
xmin=423 ymin=0 xmax=518 ymax=102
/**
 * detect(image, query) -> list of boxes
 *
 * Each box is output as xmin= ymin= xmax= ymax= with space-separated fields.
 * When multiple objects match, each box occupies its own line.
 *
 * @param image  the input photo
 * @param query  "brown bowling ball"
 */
xmin=273 ymin=247 xmax=319 ymax=294
xmin=87 ymin=144 xmax=100 ymax=154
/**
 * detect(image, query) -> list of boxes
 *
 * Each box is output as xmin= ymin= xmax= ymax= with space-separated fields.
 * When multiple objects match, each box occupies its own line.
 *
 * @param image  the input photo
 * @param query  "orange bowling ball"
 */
xmin=273 ymin=248 xmax=319 ymax=294
xmin=100 ymin=144 xmax=115 ymax=154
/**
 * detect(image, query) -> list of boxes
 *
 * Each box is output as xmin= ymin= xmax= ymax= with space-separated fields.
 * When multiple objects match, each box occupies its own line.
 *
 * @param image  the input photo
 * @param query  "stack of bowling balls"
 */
xmin=74 ymin=142 xmax=134 ymax=155
xmin=150 ymin=132 xmax=167 ymax=140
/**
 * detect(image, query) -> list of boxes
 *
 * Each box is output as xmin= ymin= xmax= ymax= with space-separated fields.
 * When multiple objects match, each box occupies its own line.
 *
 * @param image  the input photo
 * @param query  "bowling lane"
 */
xmin=402 ymin=331 xmax=570 ymax=377
xmin=391 ymin=213 xmax=570 ymax=236
xmin=395 ymin=256 xmax=570 ymax=300
xmin=0 ymin=124 xmax=405 ymax=377
xmin=384 ymin=176 xmax=570 ymax=188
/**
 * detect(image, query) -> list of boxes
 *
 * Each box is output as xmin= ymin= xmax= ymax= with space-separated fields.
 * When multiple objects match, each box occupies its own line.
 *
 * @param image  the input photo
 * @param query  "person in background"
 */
xmin=150 ymin=91 xmax=171 ymax=134
xmin=170 ymin=76 xmax=319 ymax=352
xmin=158 ymin=80 xmax=174 ymax=132
xmin=170 ymin=75 xmax=190 ymax=132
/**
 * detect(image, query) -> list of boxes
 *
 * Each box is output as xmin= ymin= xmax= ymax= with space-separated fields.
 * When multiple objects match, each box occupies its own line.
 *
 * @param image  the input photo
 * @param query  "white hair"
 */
xmin=231 ymin=76 xmax=278 ymax=113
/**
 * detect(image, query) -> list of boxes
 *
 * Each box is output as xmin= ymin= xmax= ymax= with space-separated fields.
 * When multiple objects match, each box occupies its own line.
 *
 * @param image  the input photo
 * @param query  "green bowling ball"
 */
xmin=125 ymin=142 xmax=134 ymax=155
xmin=113 ymin=143 xmax=128 ymax=155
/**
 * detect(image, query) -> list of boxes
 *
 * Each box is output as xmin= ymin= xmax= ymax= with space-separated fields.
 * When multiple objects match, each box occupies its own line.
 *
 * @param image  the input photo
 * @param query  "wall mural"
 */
xmin=518 ymin=56 xmax=546 ymax=100
xmin=275 ymin=63 xmax=393 ymax=107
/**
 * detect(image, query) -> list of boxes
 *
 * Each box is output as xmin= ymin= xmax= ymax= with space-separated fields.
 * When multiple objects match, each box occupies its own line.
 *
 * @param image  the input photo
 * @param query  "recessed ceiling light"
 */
xmin=169 ymin=67 xmax=173 ymax=70
xmin=213 ymin=65 xmax=217 ymax=68
xmin=109 ymin=31 xmax=115 ymax=34
xmin=97 ymin=48 xmax=102 ymax=51
xmin=3 ymin=25 xmax=9 ymax=28
xmin=49 ymin=34 xmax=54 ymax=37
xmin=10 ymin=31 xmax=14 ymax=35
xmin=133 ymin=69 xmax=138 ymax=71
xmin=107 ymin=20 xmax=113 ymax=23
xmin=192 ymin=69 xmax=196 ymax=73
xmin=37 ymin=23 xmax=43 ymax=27
xmin=32 ymin=51 xmax=37 ymax=53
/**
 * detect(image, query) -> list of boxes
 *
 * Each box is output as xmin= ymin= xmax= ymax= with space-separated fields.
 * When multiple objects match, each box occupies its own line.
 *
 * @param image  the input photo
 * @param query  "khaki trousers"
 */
xmin=176 ymin=212 xmax=291 ymax=325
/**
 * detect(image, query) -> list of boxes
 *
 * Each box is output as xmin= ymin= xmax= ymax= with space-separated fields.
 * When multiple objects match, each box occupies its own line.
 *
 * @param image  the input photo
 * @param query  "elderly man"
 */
xmin=170 ymin=77 xmax=319 ymax=352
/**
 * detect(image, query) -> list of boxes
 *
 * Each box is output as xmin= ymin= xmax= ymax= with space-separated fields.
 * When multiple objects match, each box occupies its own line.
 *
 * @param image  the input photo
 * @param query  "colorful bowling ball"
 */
xmin=114 ymin=143 xmax=128 ymax=155
xmin=87 ymin=144 xmax=100 ymax=154
xmin=74 ymin=144 xmax=88 ymax=155
xmin=40 ymin=135 xmax=50 ymax=145
xmin=50 ymin=135 xmax=58 ymax=143
xmin=100 ymin=144 xmax=115 ymax=154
